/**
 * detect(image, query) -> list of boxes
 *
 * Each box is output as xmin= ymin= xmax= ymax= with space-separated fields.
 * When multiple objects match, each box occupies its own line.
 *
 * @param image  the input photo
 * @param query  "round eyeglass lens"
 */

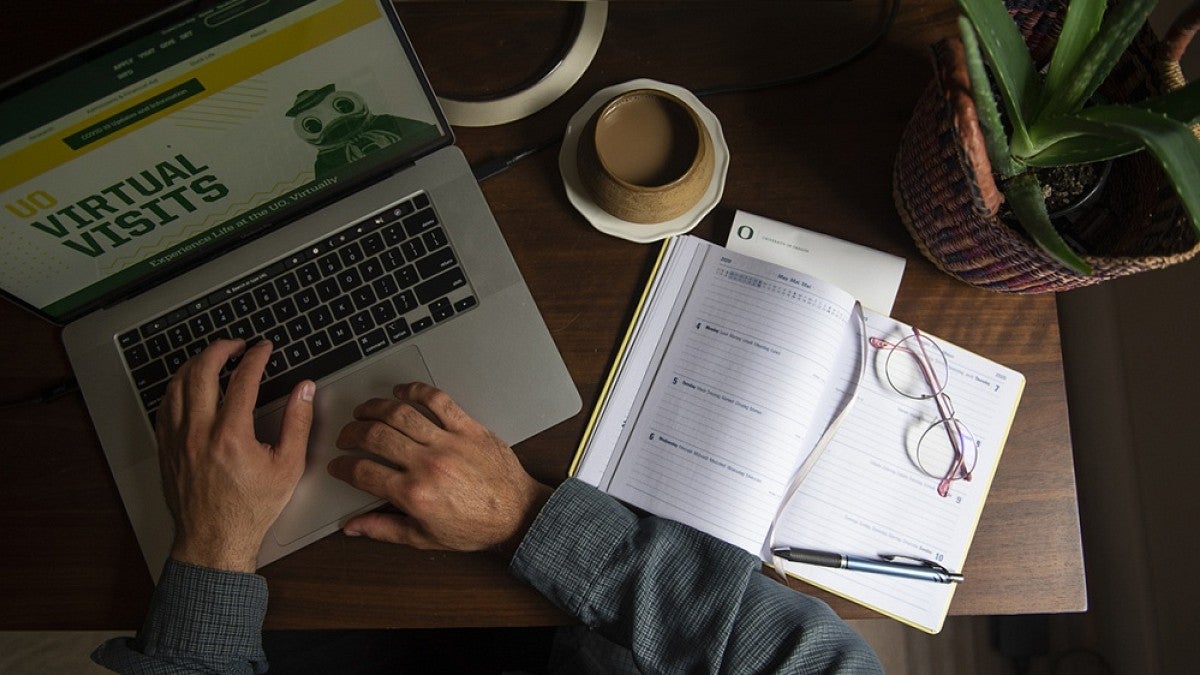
xmin=911 ymin=417 xmax=978 ymax=481
xmin=884 ymin=333 xmax=949 ymax=400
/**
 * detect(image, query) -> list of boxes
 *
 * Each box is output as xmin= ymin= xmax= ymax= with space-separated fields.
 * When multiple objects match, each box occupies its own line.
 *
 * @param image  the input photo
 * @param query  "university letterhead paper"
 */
xmin=726 ymin=211 xmax=905 ymax=315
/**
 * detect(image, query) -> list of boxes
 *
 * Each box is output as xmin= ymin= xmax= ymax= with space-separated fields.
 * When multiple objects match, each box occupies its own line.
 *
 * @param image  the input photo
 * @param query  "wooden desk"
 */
xmin=0 ymin=1 xmax=1084 ymax=629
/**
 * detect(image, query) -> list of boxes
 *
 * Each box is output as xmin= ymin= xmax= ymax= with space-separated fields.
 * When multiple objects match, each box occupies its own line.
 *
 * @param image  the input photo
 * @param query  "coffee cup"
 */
xmin=576 ymin=88 xmax=714 ymax=224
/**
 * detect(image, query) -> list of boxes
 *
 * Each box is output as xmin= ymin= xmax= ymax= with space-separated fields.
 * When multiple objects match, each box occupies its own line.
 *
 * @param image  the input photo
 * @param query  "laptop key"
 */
xmin=412 ymin=316 xmax=434 ymax=333
xmin=422 ymin=227 xmax=448 ymax=251
xmin=165 ymin=350 xmax=188 ymax=374
xmin=211 ymin=303 xmax=235 ymax=326
xmin=316 ymin=277 xmax=340 ymax=302
xmin=273 ymin=297 xmax=298 ymax=322
xmin=305 ymin=330 xmax=332 ymax=356
xmin=283 ymin=342 xmax=310 ymax=367
xmin=147 ymin=333 xmax=172 ymax=358
xmin=295 ymin=288 xmax=319 ymax=313
xmin=317 ymin=253 xmax=342 ymax=276
xmin=132 ymin=360 xmax=167 ymax=389
xmin=393 ymin=290 xmax=418 ymax=314
xmin=123 ymin=344 xmax=150 ymax=369
xmin=415 ymin=268 xmax=466 ymax=305
xmin=328 ymin=320 xmax=353 ymax=345
xmin=188 ymin=313 xmax=213 ymax=337
xmin=385 ymin=318 xmax=411 ymax=343
xmin=430 ymin=298 xmax=454 ymax=323
xmin=310 ymin=305 xmax=334 ymax=329
xmin=232 ymin=293 xmax=257 ymax=317
xmin=358 ymin=328 xmax=388 ymax=356
xmin=350 ymin=310 xmax=375 ymax=335
xmin=275 ymin=272 xmax=299 ymax=297
xmin=140 ymin=381 xmax=168 ymax=410
xmin=453 ymin=295 xmax=477 ymax=312
xmin=402 ymin=209 xmax=437 ymax=237
xmin=258 ymin=353 xmax=285 ymax=380
xmin=395 ymin=264 xmax=419 ymax=289
xmin=118 ymin=329 xmax=140 ymax=349
xmin=167 ymin=324 xmax=192 ymax=349
xmin=416 ymin=248 xmax=456 ymax=279
xmin=251 ymin=308 xmax=275 ymax=332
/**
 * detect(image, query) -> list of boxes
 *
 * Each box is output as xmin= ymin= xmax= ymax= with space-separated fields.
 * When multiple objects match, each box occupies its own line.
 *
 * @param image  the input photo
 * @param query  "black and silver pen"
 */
xmin=771 ymin=547 xmax=964 ymax=584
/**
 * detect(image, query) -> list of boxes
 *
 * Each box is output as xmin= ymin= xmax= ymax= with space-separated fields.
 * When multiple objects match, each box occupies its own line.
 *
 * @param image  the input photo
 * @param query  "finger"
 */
xmin=171 ymin=339 xmax=246 ymax=424
xmin=327 ymin=455 xmax=403 ymax=501
xmin=274 ymin=380 xmax=315 ymax=476
xmin=352 ymin=397 xmax=442 ymax=444
xmin=393 ymin=382 xmax=470 ymax=432
xmin=342 ymin=512 xmax=439 ymax=549
xmin=217 ymin=339 xmax=273 ymax=428
xmin=335 ymin=420 xmax=417 ymax=467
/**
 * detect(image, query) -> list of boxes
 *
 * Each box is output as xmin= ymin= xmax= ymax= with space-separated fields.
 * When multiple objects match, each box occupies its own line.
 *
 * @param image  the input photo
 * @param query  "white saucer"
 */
xmin=559 ymin=78 xmax=730 ymax=243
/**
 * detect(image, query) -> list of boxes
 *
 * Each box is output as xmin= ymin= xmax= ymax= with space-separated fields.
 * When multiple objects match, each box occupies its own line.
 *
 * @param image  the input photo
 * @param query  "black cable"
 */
xmin=0 ymin=376 xmax=80 ymax=412
xmin=471 ymin=0 xmax=901 ymax=183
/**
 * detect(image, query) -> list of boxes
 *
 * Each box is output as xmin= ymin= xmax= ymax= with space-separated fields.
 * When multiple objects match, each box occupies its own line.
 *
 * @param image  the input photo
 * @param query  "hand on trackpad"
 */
xmin=256 ymin=345 xmax=433 ymax=546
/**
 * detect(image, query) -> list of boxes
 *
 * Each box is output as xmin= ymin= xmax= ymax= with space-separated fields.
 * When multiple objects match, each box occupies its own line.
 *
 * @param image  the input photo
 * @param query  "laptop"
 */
xmin=0 ymin=0 xmax=581 ymax=578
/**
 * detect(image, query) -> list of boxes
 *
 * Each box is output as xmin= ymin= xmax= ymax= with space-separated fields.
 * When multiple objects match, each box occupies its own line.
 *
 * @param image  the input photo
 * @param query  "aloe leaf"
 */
xmin=1136 ymin=81 xmax=1200 ymax=123
xmin=960 ymin=17 xmax=1020 ymax=177
xmin=1023 ymin=134 xmax=1142 ymax=167
xmin=955 ymin=0 xmax=1040 ymax=152
xmin=1037 ymin=0 xmax=1157 ymax=121
xmin=1023 ymin=85 xmax=1200 ymax=166
xmin=1043 ymin=0 xmax=1105 ymax=101
xmin=1004 ymin=172 xmax=1093 ymax=274
xmin=1074 ymin=105 xmax=1200 ymax=235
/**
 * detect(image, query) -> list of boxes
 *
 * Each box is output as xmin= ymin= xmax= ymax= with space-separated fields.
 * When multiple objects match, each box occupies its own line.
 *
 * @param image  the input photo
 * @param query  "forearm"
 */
xmin=511 ymin=479 xmax=881 ymax=674
xmin=92 ymin=559 xmax=269 ymax=674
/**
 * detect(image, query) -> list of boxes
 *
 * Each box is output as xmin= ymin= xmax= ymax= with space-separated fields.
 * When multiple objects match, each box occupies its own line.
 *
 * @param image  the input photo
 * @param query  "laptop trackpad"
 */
xmin=258 ymin=345 xmax=434 ymax=546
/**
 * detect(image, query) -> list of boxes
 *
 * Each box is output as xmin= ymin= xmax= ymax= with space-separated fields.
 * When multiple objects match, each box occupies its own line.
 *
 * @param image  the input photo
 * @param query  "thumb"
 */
xmin=275 ymin=380 xmax=315 ymax=469
xmin=343 ymin=512 xmax=436 ymax=548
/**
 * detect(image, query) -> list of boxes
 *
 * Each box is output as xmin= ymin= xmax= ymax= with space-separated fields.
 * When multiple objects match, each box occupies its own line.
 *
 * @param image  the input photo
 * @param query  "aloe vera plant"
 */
xmin=957 ymin=0 xmax=1200 ymax=274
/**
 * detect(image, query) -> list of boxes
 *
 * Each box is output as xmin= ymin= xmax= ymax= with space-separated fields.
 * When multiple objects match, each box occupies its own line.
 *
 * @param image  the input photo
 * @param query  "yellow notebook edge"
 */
xmin=568 ymin=237 xmax=674 ymax=478
xmin=772 ymin=370 xmax=1028 ymax=634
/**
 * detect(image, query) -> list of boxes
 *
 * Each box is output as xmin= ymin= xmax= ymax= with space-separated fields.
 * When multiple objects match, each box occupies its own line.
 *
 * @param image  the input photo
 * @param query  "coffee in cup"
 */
xmin=576 ymin=89 xmax=713 ymax=224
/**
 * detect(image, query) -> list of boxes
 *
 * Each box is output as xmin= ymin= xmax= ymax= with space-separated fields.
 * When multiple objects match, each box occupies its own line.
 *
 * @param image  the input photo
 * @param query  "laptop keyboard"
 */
xmin=116 ymin=191 xmax=477 ymax=423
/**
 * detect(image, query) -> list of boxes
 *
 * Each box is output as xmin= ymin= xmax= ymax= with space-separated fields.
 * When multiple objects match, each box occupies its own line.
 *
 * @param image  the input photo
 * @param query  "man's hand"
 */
xmin=156 ymin=339 xmax=314 ymax=573
xmin=327 ymin=382 xmax=552 ymax=558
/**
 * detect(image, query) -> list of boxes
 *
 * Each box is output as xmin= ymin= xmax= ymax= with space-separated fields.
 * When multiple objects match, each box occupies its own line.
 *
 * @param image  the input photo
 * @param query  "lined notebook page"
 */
xmin=772 ymin=311 xmax=1025 ymax=633
xmin=606 ymin=241 xmax=857 ymax=553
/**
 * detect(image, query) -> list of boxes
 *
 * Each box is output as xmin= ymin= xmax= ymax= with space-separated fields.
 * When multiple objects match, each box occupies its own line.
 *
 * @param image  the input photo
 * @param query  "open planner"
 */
xmin=571 ymin=235 xmax=1025 ymax=633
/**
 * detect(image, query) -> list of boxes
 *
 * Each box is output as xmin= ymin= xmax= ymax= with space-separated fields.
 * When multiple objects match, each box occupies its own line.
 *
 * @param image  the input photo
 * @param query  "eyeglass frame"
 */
xmin=869 ymin=327 xmax=974 ymax=497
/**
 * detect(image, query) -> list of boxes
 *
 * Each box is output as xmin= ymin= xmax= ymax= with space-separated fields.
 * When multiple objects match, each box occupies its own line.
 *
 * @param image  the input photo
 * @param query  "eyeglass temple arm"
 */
xmin=909 ymin=329 xmax=972 ymax=495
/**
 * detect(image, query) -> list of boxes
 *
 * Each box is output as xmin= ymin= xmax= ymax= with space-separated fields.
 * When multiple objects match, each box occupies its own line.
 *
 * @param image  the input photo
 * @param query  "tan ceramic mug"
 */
xmin=576 ymin=89 xmax=714 ymax=224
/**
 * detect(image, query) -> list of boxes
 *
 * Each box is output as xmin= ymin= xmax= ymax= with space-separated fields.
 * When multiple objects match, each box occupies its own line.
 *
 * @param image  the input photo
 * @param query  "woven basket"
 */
xmin=893 ymin=0 xmax=1200 ymax=293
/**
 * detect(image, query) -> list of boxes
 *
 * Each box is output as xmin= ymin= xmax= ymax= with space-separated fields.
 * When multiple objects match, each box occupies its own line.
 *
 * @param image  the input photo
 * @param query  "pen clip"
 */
xmin=880 ymin=554 xmax=956 ymax=576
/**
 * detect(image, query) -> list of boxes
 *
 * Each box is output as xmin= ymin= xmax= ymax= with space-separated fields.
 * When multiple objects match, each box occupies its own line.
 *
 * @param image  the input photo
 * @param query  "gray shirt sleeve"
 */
xmin=91 ymin=559 xmax=268 ymax=674
xmin=510 ymin=478 xmax=883 ymax=674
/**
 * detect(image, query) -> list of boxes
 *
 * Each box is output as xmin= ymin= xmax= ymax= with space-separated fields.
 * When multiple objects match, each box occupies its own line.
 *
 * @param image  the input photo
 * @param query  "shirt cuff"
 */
xmin=509 ymin=477 xmax=638 ymax=617
xmin=134 ymin=558 xmax=268 ymax=667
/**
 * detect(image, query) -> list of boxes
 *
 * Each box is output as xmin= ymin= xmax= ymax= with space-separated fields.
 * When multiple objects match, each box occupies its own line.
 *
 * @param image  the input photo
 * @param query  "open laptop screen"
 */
xmin=0 ymin=0 xmax=449 ymax=323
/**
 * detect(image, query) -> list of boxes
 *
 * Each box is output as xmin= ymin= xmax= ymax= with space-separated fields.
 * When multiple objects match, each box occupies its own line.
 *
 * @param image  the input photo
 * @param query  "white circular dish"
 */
xmin=559 ymin=78 xmax=729 ymax=243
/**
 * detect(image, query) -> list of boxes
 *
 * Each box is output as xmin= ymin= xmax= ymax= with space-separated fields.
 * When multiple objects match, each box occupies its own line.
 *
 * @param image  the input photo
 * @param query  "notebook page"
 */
xmin=773 ymin=311 xmax=1025 ymax=633
xmin=606 ymin=240 xmax=857 ymax=553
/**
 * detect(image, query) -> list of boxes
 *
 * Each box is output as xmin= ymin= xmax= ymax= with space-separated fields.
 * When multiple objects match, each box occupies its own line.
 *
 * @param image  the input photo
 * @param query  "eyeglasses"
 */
xmin=869 ymin=329 xmax=976 ymax=497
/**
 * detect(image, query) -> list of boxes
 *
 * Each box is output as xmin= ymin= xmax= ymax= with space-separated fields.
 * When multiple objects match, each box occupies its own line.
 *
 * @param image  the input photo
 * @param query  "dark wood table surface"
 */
xmin=0 ymin=1 xmax=1085 ymax=629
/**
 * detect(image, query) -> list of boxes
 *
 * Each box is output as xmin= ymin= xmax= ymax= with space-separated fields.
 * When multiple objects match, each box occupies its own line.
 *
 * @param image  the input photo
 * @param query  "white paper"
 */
xmin=726 ymin=211 xmax=905 ymax=315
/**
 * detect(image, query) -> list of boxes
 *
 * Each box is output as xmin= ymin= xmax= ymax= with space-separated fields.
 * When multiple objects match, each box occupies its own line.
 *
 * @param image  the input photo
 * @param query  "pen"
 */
xmin=771 ymin=547 xmax=964 ymax=584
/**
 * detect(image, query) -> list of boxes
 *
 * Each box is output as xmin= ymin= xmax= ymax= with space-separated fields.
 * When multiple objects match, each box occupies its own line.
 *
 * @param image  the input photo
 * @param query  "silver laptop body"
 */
xmin=0 ymin=0 xmax=580 ymax=577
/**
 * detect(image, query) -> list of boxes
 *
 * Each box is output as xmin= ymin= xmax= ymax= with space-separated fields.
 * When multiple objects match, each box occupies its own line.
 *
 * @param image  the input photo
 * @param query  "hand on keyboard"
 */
xmin=156 ymin=338 xmax=315 ymax=572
